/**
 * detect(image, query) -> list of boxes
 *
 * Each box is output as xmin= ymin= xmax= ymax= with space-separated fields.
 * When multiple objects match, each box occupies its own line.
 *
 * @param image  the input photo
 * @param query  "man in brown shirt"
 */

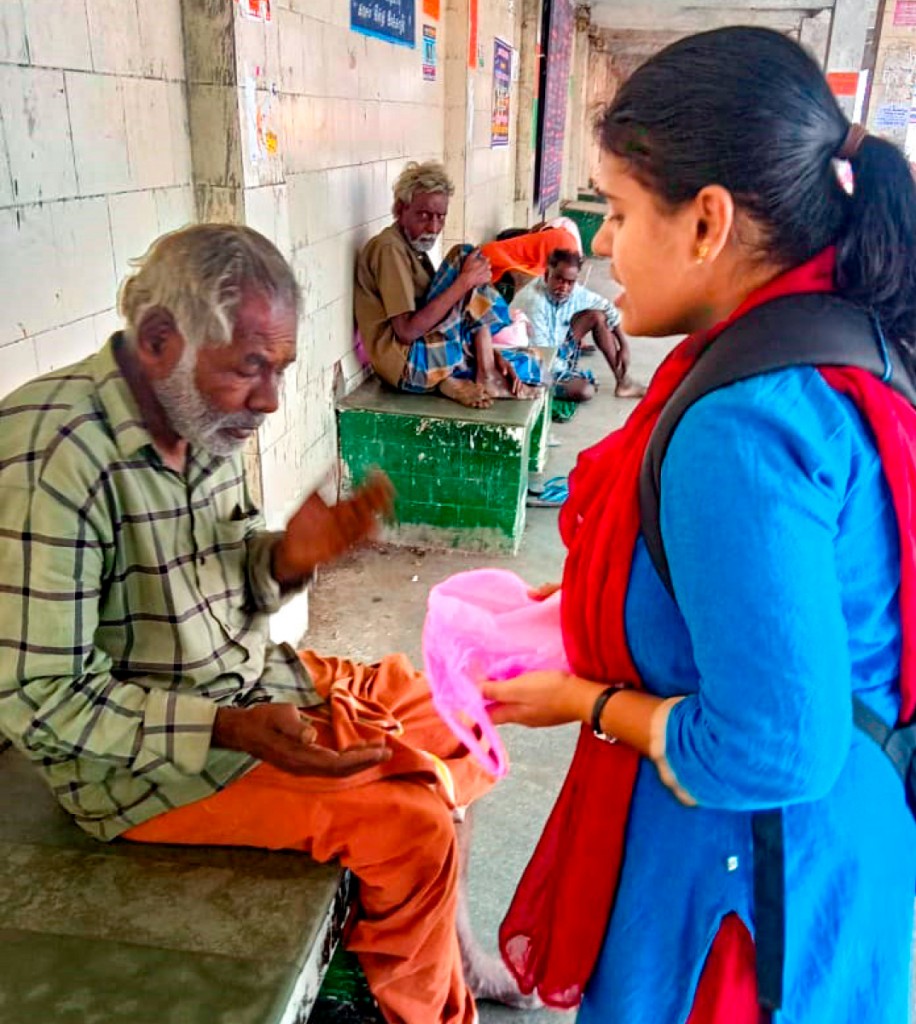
xmin=354 ymin=161 xmax=538 ymax=408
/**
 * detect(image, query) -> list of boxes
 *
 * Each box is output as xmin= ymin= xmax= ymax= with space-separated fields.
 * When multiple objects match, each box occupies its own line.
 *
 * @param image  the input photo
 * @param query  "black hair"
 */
xmin=598 ymin=26 xmax=916 ymax=359
xmin=548 ymin=248 xmax=584 ymax=271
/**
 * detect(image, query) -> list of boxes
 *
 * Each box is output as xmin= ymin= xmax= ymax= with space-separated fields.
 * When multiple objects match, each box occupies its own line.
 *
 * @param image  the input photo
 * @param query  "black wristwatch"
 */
xmin=591 ymin=684 xmax=631 ymax=743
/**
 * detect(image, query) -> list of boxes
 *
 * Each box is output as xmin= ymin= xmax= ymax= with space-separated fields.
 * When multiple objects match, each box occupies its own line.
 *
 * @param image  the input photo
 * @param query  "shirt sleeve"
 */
xmin=656 ymin=370 xmax=856 ymax=809
xmin=511 ymin=283 xmax=554 ymax=346
xmin=578 ymin=285 xmax=621 ymax=327
xmin=0 ymin=471 xmax=216 ymax=779
xmin=375 ymin=239 xmax=420 ymax=319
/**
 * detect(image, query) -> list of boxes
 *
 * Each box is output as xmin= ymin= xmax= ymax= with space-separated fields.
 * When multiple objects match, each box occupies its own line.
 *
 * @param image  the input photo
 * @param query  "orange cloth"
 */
xmin=124 ymin=650 xmax=496 ymax=1024
xmin=480 ymin=227 xmax=579 ymax=283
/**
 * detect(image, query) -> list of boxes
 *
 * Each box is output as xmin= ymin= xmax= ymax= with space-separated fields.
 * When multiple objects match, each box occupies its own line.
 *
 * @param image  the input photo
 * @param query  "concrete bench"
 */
xmin=0 ymin=744 xmax=351 ymax=1024
xmin=338 ymin=378 xmax=552 ymax=555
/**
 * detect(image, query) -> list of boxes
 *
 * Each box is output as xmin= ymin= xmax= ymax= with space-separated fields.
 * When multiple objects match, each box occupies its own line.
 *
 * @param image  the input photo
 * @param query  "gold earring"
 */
xmin=695 ymin=243 xmax=710 ymax=265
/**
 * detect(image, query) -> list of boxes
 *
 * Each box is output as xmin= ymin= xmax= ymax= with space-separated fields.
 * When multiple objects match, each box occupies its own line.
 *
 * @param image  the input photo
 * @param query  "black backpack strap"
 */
xmin=639 ymin=293 xmax=916 ymax=595
xmin=635 ymin=293 xmax=916 ymax=1015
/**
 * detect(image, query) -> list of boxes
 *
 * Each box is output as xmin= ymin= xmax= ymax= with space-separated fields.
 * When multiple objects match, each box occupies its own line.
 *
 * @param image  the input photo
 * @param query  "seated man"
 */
xmin=0 ymin=225 xmax=529 ymax=1024
xmin=511 ymin=247 xmax=645 ymax=400
xmin=354 ymin=161 xmax=539 ymax=409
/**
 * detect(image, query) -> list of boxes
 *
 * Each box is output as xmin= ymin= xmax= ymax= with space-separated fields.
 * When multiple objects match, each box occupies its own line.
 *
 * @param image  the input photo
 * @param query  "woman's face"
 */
xmin=592 ymin=152 xmax=711 ymax=338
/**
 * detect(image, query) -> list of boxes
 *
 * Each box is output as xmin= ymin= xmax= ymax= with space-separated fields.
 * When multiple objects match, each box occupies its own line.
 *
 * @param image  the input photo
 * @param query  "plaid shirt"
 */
xmin=0 ymin=335 xmax=319 ymax=840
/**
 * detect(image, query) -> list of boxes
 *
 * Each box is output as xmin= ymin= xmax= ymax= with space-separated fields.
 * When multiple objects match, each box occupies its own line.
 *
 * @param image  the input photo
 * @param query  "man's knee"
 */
xmin=556 ymin=378 xmax=596 ymax=403
xmin=571 ymin=309 xmax=603 ymax=336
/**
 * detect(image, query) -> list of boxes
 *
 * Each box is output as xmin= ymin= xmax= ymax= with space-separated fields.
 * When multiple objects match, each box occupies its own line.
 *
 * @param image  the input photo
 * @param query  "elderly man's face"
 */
xmin=152 ymin=291 xmax=297 ymax=456
xmin=396 ymin=191 xmax=449 ymax=252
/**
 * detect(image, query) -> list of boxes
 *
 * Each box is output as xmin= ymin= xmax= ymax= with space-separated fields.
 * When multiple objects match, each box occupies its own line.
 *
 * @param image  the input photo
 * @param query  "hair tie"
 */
xmin=837 ymin=123 xmax=867 ymax=162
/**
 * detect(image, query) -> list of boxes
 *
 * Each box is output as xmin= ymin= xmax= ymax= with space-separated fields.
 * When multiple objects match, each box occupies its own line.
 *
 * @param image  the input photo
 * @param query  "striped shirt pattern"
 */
xmin=0 ymin=335 xmax=318 ymax=840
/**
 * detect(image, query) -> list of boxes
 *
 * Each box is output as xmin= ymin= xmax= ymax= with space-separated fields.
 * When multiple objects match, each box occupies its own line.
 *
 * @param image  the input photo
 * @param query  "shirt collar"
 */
xmin=91 ymin=333 xmax=158 ymax=461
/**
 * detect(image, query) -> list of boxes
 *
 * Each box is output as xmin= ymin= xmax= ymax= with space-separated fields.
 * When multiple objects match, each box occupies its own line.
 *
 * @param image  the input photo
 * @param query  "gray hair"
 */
xmin=118 ymin=224 xmax=301 ymax=349
xmin=391 ymin=160 xmax=454 ymax=216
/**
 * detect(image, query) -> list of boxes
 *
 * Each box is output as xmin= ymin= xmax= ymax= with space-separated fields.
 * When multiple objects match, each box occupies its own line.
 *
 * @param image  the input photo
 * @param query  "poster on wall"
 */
xmin=491 ymin=38 xmax=512 ymax=147
xmin=234 ymin=0 xmax=272 ymax=22
xmin=469 ymin=0 xmax=479 ymax=68
xmin=535 ymin=0 xmax=574 ymax=211
xmin=423 ymin=0 xmax=440 ymax=19
xmin=894 ymin=0 xmax=916 ymax=26
xmin=350 ymin=0 xmax=415 ymax=48
xmin=423 ymin=25 xmax=437 ymax=82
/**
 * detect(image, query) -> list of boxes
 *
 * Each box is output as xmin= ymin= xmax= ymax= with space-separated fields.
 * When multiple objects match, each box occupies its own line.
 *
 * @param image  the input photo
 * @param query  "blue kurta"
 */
xmin=579 ymin=367 xmax=916 ymax=1023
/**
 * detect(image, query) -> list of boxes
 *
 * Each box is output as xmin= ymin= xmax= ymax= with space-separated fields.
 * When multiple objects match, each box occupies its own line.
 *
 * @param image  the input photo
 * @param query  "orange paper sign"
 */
xmin=827 ymin=71 xmax=859 ymax=98
xmin=423 ymin=0 xmax=440 ymax=19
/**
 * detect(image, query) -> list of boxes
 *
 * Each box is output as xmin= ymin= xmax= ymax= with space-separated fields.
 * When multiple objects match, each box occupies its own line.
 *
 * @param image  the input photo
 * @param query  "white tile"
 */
xmin=0 ymin=0 xmax=28 ymax=63
xmin=51 ymin=196 xmax=116 ymax=324
xmin=152 ymin=183 xmax=193 ymax=236
xmin=66 ymin=71 xmax=131 ymax=195
xmin=123 ymin=77 xmax=174 ymax=189
xmin=301 ymin=17 xmax=326 ymax=97
xmin=92 ymin=305 xmax=120 ymax=347
xmin=23 ymin=0 xmax=92 ymax=69
xmin=33 ymin=316 xmax=97 ymax=372
xmin=0 ymin=116 xmax=14 ymax=206
xmin=243 ymin=182 xmax=291 ymax=254
xmin=107 ymin=188 xmax=158 ymax=285
xmin=136 ymin=0 xmax=184 ymax=80
xmin=277 ymin=6 xmax=304 ymax=94
xmin=166 ymin=80 xmax=192 ymax=184
xmin=0 ymin=336 xmax=39 ymax=399
xmin=0 ymin=203 xmax=59 ymax=344
xmin=86 ymin=0 xmax=142 ymax=75
xmin=0 ymin=65 xmax=78 ymax=204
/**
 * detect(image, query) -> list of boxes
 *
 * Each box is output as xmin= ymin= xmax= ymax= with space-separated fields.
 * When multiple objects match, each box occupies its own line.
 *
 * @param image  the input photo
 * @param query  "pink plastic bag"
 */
xmin=422 ymin=569 xmax=569 ymax=778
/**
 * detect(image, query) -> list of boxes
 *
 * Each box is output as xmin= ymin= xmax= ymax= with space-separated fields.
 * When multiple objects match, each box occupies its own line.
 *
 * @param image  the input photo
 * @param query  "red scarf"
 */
xmin=499 ymin=249 xmax=916 ymax=1009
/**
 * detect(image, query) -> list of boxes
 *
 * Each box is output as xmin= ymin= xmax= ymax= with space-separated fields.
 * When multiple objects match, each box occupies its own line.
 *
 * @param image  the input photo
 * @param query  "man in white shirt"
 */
xmin=512 ymin=248 xmax=645 ymax=400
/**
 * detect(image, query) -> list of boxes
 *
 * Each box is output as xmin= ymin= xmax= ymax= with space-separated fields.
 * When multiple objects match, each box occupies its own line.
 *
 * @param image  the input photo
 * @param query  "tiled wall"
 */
xmin=0 ymin=0 xmax=194 ymax=392
xmin=0 ymin=0 xmax=533 ymax=536
xmin=233 ymin=2 xmax=450 ymax=530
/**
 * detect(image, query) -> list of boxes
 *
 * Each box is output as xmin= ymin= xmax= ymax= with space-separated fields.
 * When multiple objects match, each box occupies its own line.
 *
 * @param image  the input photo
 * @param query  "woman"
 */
xmin=484 ymin=27 xmax=916 ymax=1023
xmin=480 ymin=221 xmax=582 ymax=303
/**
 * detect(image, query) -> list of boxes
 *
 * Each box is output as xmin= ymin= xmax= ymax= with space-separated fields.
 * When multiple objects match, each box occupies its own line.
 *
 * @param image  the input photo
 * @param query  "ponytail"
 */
xmin=836 ymin=137 xmax=916 ymax=359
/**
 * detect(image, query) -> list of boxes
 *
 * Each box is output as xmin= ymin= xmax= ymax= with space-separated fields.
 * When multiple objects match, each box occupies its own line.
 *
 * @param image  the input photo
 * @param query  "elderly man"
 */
xmin=355 ymin=161 xmax=539 ymax=408
xmin=512 ymin=247 xmax=645 ymax=401
xmin=0 ymin=225 xmax=526 ymax=1024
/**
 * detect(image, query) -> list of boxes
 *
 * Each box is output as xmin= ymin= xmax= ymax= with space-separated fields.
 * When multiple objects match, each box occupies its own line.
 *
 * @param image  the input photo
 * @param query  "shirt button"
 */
xmin=726 ymin=855 xmax=739 ymax=873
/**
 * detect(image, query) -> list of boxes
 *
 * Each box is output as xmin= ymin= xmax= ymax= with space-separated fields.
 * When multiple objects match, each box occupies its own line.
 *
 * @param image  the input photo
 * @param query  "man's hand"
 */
xmin=458 ymin=249 xmax=492 ymax=291
xmin=213 ymin=704 xmax=392 ymax=777
xmin=272 ymin=471 xmax=395 ymax=586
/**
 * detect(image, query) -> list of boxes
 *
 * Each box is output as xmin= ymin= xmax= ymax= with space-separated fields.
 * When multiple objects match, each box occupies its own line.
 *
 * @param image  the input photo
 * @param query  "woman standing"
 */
xmin=484 ymin=27 xmax=916 ymax=1023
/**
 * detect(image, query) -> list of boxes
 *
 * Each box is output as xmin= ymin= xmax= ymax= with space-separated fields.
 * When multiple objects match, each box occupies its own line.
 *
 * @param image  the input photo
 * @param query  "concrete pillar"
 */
xmin=442 ymin=0 xmax=471 ymax=251
xmin=179 ymin=0 xmax=245 ymax=224
xmin=800 ymin=10 xmax=831 ymax=68
xmin=512 ymin=0 xmax=542 ymax=224
xmin=824 ymin=0 xmax=873 ymax=116
xmin=865 ymin=0 xmax=916 ymax=154
xmin=562 ymin=4 xmax=591 ymax=203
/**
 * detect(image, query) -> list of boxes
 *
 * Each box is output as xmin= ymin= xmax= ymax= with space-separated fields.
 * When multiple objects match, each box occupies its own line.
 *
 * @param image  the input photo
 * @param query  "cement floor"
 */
xmin=305 ymin=261 xmax=674 ymax=1022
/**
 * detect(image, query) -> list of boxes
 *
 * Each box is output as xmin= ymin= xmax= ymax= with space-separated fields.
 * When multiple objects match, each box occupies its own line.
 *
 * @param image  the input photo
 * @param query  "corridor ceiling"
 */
xmin=588 ymin=0 xmax=836 ymax=34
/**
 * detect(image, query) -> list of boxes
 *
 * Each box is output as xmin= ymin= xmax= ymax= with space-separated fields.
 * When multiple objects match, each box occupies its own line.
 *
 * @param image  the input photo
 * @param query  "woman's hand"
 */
xmin=482 ymin=671 xmax=606 ymax=729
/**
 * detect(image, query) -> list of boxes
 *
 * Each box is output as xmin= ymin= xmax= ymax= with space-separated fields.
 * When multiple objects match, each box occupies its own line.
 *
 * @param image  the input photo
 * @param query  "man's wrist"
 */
xmin=212 ymin=707 xmax=244 ymax=751
xmin=271 ymin=536 xmax=313 ymax=589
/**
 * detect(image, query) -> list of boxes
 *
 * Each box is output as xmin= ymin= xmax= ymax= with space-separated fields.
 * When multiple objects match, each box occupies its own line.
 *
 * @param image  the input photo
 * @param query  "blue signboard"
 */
xmin=350 ymin=0 xmax=415 ymax=49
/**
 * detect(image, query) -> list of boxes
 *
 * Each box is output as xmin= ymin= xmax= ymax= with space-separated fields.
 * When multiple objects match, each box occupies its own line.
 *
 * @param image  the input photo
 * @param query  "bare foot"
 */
xmin=439 ymin=377 xmax=493 ymax=408
xmin=615 ymin=379 xmax=647 ymax=399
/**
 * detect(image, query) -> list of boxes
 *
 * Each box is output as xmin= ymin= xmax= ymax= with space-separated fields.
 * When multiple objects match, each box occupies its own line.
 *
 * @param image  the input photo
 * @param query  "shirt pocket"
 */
xmin=197 ymin=515 xmax=255 ymax=637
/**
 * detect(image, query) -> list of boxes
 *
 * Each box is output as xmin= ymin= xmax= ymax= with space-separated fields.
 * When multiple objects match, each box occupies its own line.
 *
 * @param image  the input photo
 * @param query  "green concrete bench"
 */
xmin=338 ymin=379 xmax=552 ymax=554
xmin=0 ymin=744 xmax=351 ymax=1024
